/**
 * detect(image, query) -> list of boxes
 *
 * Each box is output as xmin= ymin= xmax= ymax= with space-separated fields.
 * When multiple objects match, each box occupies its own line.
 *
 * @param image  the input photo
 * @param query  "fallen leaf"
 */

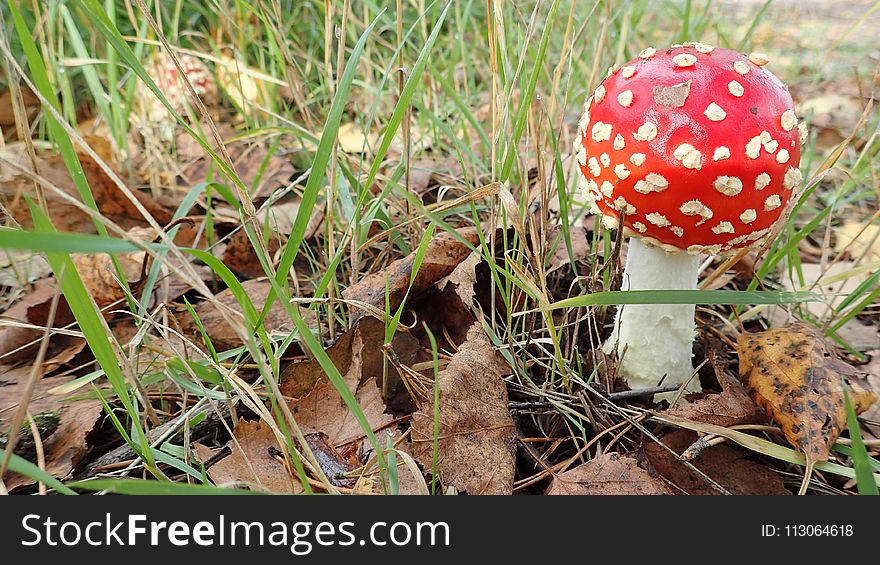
xmin=0 ymin=144 xmax=173 ymax=233
xmin=0 ymin=278 xmax=80 ymax=367
xmin=0 ymin=365 xmax=103 ymax=491
xmin=667 ymin=367 xmax=760 ymax=427
xmin=834 ymin=221 xmax=880 ymax=262
xmin=220 ymin=228 xmax=281 ymax=279
xmin=546 ymin=452 xmax=673 ymax=495
xmin=343 ymin=227 xmax=481 ymax=323
xmin=738 ymin=322 xmax=878 ymax=465
xmin=410 ymin=322 xmax=516 ymax=495
xmin=644 ymin=429 xmax=789 ymax=495
xmin=175 ymin=124 xmax=295 ymax=200
xmin=337 ymin=122 xmax=378 ymax=154
xmin=71 ymin=227 xmax=154 ymax=307
xmin=653 ymin=81 xmax=691 ymax=107
xmin=283 ymin=318 xmax=417 ymax=448
xmin=0 ymin=251 xmax=52 ymax=288
xmin=0 ymin=84 xmax=40 ymax=133
xmin=546 ymin=222 xmax=589 ymax=274
xmin=178 ymin=279 xmax=296 ymax=352
xmin=193 ymin=418 xmax=302 ymax=494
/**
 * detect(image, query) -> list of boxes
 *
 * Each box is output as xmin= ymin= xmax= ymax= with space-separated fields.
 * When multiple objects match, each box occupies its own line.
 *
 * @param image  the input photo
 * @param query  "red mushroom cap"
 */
xmin=576 ymin=44 xmax=804 ymax=255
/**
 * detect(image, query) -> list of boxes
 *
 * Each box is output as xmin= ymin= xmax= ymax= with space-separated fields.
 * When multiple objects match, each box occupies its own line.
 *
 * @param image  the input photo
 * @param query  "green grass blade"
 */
xmin=0 ymin=448 xmax=78 ymax=495
xmin=550 ymin=289 xmax=816 ymax=310
xmin=843 ymin=386 xmax=879 ymax=495
xmin=68 ymin=478 xmax=258 ymax=495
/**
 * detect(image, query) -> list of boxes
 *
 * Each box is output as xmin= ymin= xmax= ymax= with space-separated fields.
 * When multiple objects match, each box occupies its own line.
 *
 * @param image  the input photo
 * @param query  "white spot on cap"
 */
xmin=614 ymin=134 xmax=626 ymax=150
xmin=745 ymin=135 xmax=762 ymax=159
xmin=776 ymin=148 xmax=791 ymax=164
xmin=763 ymin=139 xmax=779 ymax=153
xmin=630 ymin=153 xmax=646 ymax=166
xmin=592 ymin=121 xmax=612 ymax=142
xmin=621 ymin=65 xmax=637 ymax=78
xmin=704 ymin=102 xmax=726 ymax=121
xmin=673 ymin=53 xmax=697 ymax=67
xmin=606 ymin=64 xmax=620 ymax=78
xmin=680 ymin=200 xmax=713 ymax=225
xmin=712 ymin=221 xmax=735 ymax=234
xmin=639 ymin=47 xmax=656 ymax=59
xmin=764 ymin=194 xmax=782 ymax=211
xmin=755 ymin=172 xmax=771 ymax=190
xmin=733 ymin=60 xmax=750 ymax=75
xmin=586 ymin=179 xmax=599 ymax=195
xmin=714 ymin=176 xmax=743 ymax=196
xmin=748 ymin=52 xmax=770 ymax=66
xmin=577 ymin=111 xmax=590 ymax=135
xmin=673 ymin=143 xmax=702 ymax=169
xmin=602 ymin=214 xmax=619 ymax=229
xmin=600 ymin=180 xmax=614 ymax=197
xmin=613 ymin=195 xmax=636 ymax=214
xmin=617 ymin=90 xmax=634 ymax=107
xmin=694 ymin=42 xmax=714 ymax=53
xmin=670 ymin=226 xmax=684 ymax=237
xmin=713 ymin=146 xmax=731 ymax=161
xmin=633 ymin=122 xmax=658 ymax=142
xmin=600 ymin=153 xmax=611 ymax=167
xmin=759 ymin=130 xmax=772 ymax=143
xmin=576 ymin=144 xmax=587 ymax=166
xmin=728 ymin=80 xmax=744 ymax=97
xmin=798 ymin=122 xmax=809 ymax=145
xmin=632 ymin=221 xmax=647 ymax=233
xmin=614 ymin=164 xmax=631 ymax=180
xmin=781 ymin=110 xmax=797 ymax=131
xmin=588 ymin=157 xmax=601 ymax=177
xmin=634 ymin=173 xmax=668 ymax=194
xmin=740 ymin=209 xmax=757 ymax=224
xmin=783 ymin=167 xmax=802 ymax=189
xmin=594 ymin=84 xmax=606 ymax=103
xmin=646 ymin=212 xmax=671 ymax=227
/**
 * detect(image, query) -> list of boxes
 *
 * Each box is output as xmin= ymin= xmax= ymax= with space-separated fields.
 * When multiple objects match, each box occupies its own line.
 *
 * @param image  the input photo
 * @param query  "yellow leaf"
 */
xmin=738 ymin=322 xmax=877 ymax=465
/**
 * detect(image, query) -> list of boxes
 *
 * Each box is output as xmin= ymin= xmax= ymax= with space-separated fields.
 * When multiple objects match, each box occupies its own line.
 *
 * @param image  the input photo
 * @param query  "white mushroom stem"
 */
xmin=603 ymin=237 xmax=702 ymax=398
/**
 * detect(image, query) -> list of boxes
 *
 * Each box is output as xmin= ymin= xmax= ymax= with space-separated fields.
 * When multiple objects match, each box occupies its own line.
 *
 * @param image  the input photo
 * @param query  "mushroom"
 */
xmin=575 ymin=44 xmax=803 ymax=398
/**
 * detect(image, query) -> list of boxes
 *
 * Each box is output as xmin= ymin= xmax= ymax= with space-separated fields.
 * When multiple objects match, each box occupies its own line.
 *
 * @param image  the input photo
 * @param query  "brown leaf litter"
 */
xmin=643 ymin=429 xmax=789 ymax=495
xmin=738 ymin=322 xmax=877 ymax=465
xmin=0 ymin=365 xmax=103 ymax=492
xmin=546 ymin=452 xmax=673 ymax=495
xmin=410 ymin=322 xmax=516 ymax=495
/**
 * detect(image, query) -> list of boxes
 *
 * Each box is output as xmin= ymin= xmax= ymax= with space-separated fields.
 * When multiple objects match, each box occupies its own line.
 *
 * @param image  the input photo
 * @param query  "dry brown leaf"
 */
xmin=667 ymin=368 xmax=760 ymax=427
xmin=546 ymin=222 xmax=589 ymax=274
xmin=343 ymin=227 xmax=481 ymax=324
xmin=0 ymin=84 xmax=40 ymax=131
xmin=284 ymin=318 xmax=403 ymax=448
xmin=71 ymin=227 xmax=154 ymax=307
xmin=410 ymin=322 xmax=515 ymax=495
xmin=0 ymin=278 xmax=79 ymax=367
xmin=220 ymin=228 xmax=282 ymax=279
xmin=178 ymin=279 xmax=296 ymax=352
xmin=175 ymin=125 xmax=295 ymax=200
xmin=546 ymin=452 xmax=673 ymax=495
xmin=0 ymin=144 xmax=173 ymax=233
xmin=0 ymin=366 xmax=103 ymax=491
xmin=644 ymin=429 xmax=789 ymax=495
xmin=738 ymin=322 xmax=878 ymax=465
xmin=192 ymin=418 xmax=302 ymax=494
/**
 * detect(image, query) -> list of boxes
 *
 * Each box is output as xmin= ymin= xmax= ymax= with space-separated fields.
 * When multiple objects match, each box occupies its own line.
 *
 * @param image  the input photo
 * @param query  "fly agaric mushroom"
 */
xmin=134 ymin=53 xmax=219 ymax=140
xmin=575 ymin=43 xmax=804 ymax=397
